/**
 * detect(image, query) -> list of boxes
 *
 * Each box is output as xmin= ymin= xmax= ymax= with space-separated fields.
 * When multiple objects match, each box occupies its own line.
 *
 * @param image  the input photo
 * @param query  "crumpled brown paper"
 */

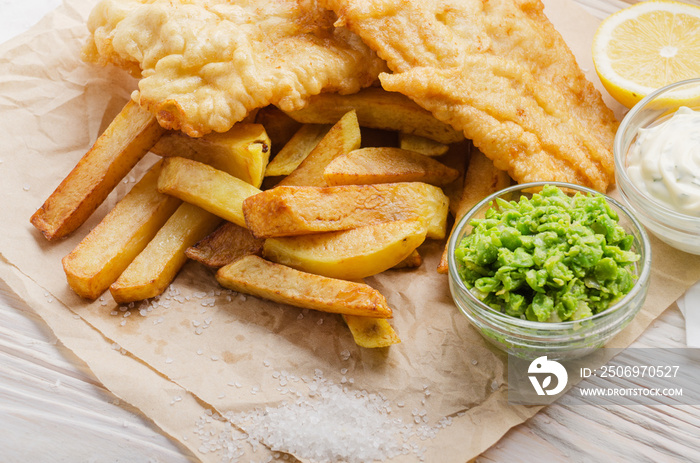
xmin=1 ymin=0 xmax=699 ymax=462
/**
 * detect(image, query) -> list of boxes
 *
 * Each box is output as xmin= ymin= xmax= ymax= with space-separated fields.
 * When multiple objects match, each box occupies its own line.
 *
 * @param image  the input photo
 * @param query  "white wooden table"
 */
xmin=1 ymin=1 xmax=698 ymax=462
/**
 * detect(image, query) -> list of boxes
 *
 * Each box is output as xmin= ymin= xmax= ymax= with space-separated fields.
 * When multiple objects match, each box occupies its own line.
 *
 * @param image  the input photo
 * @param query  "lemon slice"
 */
xmin=592 ymin=0 xmax=700 ymax=109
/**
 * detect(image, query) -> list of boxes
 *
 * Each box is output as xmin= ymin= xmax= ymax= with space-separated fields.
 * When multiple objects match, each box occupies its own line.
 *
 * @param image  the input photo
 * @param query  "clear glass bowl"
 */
xmin=614 ymin=77 xmax=700 ymax=254
xmin=447 ymin=182 xmax=652 ymax=361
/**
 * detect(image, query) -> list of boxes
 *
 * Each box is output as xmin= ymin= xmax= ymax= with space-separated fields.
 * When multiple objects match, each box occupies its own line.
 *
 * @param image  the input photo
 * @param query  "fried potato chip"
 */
xmin=323 ymin=147 xmax=461 ymax=186
xmin=185 ymin=221 xmax=264 ymax=269
xmin=437 ymin=150 xmax=511 ymax=273
xmin=264 ymin=124 xmax=330 ymax=177
xmin=151 ymin=123 xmax=271 ymax=187
xmin=216 ymin=255 xmax=393 ymax=318
xmin=109 ymin=202 xmax=222 ymax=303
xmin=62 ymin=160 xmax=181 ymax=300
xmin=31 ymin=100 xmax=165 ymax=240
xmin=342 ymin=315 xmax=401 ymax=348
xmin=243 ymin=183 xmax=449 ymax=239
xmin=277 ymin=110 xmax=360 ymax=187
xmin=157 ymin=157 xmax=261 ymax=227
xmin=283 ymin=88 xmax=463 ymax=144
xmin=262 ymin=218 xmax=428 ymax=280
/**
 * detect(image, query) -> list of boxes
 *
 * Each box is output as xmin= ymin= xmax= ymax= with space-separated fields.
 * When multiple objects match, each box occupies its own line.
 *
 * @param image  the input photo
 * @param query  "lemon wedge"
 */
xmin=592 ymin=0 xmax=700 ymax=109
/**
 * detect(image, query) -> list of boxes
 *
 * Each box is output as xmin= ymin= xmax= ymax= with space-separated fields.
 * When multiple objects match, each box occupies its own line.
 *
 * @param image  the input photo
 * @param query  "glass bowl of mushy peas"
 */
xmin=447 ymin=182 xmax=651 ymax=361
xmin=614 ymin=77 xmax=700 ymax=255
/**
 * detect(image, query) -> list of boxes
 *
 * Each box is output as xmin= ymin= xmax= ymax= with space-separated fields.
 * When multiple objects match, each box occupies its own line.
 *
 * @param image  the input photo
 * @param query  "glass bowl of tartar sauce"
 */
xmin=614 ymin=77 xmax=700 ymax=255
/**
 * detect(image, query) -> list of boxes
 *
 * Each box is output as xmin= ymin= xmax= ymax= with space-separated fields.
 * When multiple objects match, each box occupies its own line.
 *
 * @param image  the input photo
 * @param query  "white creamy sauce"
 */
xmin=627 ymin=106 xmax=700 ymax=217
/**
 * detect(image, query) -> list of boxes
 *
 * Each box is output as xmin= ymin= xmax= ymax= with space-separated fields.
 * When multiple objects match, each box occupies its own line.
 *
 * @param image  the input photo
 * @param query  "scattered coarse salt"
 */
xmin=189 ymin=368 xmax=458 ymax=463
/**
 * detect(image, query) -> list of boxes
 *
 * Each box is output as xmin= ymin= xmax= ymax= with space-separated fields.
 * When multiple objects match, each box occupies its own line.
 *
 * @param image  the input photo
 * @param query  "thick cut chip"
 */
xmin=398 ymin=133 xmax=449 ymax=156
xmin=216 ymin=255 xmax=393 ymax=318
xmin=62 ymin=161 xmax=182 ymax=300
xmin=31 ymin=100 xmax=165 ymax=240
xmin=283 ymin=87 xmax=464 ymax=144
xmin=262 ymin=218 xmax=428 ymax=280
xmin=393 ymin=249 xmax=422 ymax=269
xmin=243 ymin=182 xmax=449 ymax=240
xmin=255 ymin=106 xmax=303 ymax=155
xmin=185 ymin=221 xmax=264 ymax=268
xmin=342 ymin=315 xmax=401 ymax=348
xmin=277 ymin=110 xmax=361 ymax=187
xmin=157 ymin=157 xmax=261 ymax=227
xmin=110 ymin=202 xmax=222 ymax=303
xmin=151 ymin=124 xmax=271 ymax=187
xmin=265 ymin=124 xmax=330 ymax=177
xmin=323 ymin=147 xmax=461 ymax=186
xmin=437 ymin=150 xmax=511 ymax=274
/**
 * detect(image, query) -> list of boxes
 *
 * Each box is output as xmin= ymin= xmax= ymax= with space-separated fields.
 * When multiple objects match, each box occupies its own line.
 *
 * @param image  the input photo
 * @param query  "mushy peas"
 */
xmin=455 ymin=185 xmax=640 ymax=323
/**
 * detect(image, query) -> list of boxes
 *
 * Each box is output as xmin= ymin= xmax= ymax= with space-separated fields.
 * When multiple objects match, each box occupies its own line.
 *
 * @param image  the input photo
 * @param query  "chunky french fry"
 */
xmin=151 ymin=123 xmax=271 ymax=187
xmin=254 ymin=105 xmax=302 ymax=154
xmin=243 ymin=183 xmax=449 ymax=239
xmin=437 ymin=150 xmax=512 ymax=274
xmin=185 ymin=221 xmax=264 ymax=268
xmin=157 ymin=157 xmax=261 ymax=227
xmin=31 ymin=100 xmax=165 ymax=241
xmin=277 ymin=110 xmax=360 ymax=187
xmin=109 ymin=202 xmax=222 ymax=303
xmin=398 ymin=133 xmax=449 ymax=156
xmin=393 ymin=249 xmax=422 ymax=269
xmin=440 ymin=141 xmax=472 ymax=217
xmin=263 ymin=218 xmax=427 ymax=280
xmin=342 ymin=315 xmax=401 ymax=348
xmin=264 ymin=124 xmax=330 ymax=177
xmin=283 ymin=88 xmax=464 ymax=144
xmin=216 ymin=255 xmax=393 ymax=318
xmin=62 ymin=161 xmax=182 ymax=300
xmin=323 ymin=147 xmax=461 ymax=186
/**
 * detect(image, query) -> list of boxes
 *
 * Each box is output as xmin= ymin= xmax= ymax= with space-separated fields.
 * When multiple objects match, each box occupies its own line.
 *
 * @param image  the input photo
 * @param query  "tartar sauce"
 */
xmin=627 ymin=106 xmax=700 ymax=217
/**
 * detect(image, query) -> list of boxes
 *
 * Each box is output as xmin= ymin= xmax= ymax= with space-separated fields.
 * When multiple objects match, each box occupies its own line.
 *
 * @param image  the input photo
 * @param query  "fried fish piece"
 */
xmin=321 ymin=0 xmax=618 ymax=191
xmin=83 ymin=0 xmax=388 ymax=137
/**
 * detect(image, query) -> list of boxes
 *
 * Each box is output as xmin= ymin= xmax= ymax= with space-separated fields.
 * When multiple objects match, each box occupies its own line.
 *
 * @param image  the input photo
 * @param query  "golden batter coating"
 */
xmin=321 ymin=0 xmax=619 ymax=191
xmin=83 ymin=0 xmax=387 ymax=137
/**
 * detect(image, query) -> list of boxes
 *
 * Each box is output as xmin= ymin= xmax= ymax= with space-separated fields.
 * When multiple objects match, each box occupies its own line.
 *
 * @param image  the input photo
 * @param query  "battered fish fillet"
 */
xmin=83 ymin=0 xmax=387 ymax=137
xmin=320 ymin=0 xmax=619 ymax=191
